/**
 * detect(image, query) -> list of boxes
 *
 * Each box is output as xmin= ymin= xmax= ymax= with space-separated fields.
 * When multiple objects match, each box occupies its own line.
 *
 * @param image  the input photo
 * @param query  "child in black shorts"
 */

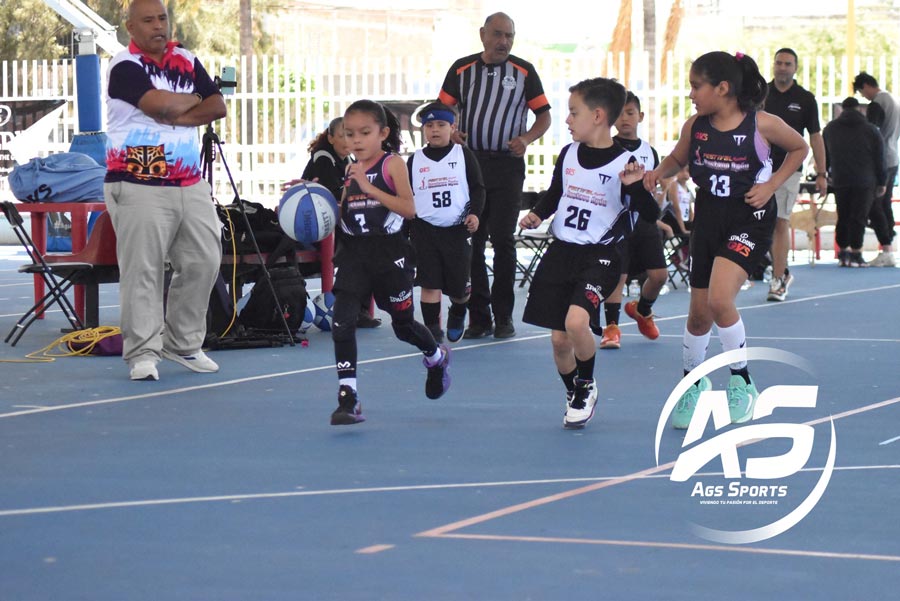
xmin=644 ymin=52 xmax=808 ymax=429
xmin=329 ymin=100 xmax=452 ymax=426
xmin=520 ymin=77 xmax=660 ymax=429
xmin=407 ymin=102 xmax=485 ymax=343
xmin=599 ymin=92 xmax=669 ymax=349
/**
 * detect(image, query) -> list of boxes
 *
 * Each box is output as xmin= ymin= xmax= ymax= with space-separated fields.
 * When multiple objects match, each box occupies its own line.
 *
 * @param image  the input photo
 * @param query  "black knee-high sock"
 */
xmin=575 ymin=354 xmax=596 ymax=382
xmin=332 ymin=291 xmax=361 ymax=381
xmin=559 ymin=368 xmax=577 ymax=393
xmin=605 ymin=303 xmax=620 ymax=326
xmin=420 ymin=301 xmax=441 ymax=329
xmin=334 ymin=338 xmax=357 ymax=380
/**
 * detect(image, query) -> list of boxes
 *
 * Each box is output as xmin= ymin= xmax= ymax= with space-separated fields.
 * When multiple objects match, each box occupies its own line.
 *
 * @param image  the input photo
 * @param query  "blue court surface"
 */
xmin=1 ymin=247 xmax=899 ymax=600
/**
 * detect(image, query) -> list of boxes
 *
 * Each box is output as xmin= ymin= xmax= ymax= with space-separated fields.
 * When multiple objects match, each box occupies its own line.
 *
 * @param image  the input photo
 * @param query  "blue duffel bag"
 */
xmin=9 ymin=152 xmax=106 ymax=204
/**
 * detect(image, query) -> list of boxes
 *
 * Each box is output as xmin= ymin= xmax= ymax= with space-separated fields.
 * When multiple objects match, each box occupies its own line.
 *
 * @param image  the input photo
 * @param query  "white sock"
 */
xmin=683 ymin=326 xmax=711 ymax=373
xmin=339 ymin=378 xmax=357 ymax=391
xmin=425 ymin=347 xmax=443 ymax=366
xmin=717 ymin=318 xmax=747 ymax=370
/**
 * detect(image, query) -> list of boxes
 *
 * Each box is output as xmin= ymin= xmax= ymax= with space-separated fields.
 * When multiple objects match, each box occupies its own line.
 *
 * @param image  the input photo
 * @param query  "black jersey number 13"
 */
xmin=564 ymin=206 xmax=591 ymax=231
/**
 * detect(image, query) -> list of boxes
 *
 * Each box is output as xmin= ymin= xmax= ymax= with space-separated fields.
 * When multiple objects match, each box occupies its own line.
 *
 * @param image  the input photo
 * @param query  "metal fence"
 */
xmin=2 ymin=51 xmax=899 ymax=207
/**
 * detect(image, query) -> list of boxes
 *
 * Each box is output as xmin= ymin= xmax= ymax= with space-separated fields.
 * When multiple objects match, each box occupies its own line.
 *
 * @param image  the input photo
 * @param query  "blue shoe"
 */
xmin=330 ymin=385 xmax=365 ymax=425
xmin=672 ymin=376 xmax=712 ymax=430
xmin=446 ymin=312 xmax=466 ymax=343
xmin=424 ymin=344 xmax=451 ymax=399
xmin=727 ymin=375 xmax=759 ymax=424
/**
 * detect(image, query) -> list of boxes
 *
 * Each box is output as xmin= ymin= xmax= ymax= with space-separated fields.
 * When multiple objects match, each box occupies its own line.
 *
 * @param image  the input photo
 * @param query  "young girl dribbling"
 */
xmin=328 ymin=100 xmax=450 ymax=426
xmin=643 ymin=51 xmax=808 ymax=429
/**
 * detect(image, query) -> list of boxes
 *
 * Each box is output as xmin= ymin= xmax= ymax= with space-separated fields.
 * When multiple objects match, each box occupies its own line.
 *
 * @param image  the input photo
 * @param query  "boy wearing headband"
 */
xmin=407 ymin=102 xmax=486 ymax=343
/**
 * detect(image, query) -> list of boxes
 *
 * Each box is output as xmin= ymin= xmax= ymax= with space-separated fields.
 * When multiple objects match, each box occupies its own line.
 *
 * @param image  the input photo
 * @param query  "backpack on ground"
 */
xmin=239 ymin=265 xmax=308 ymax=334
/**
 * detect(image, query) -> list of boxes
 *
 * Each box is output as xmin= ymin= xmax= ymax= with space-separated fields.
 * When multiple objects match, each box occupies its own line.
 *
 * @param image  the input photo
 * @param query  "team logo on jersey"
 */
xmin=419 ymin=179 xmax=427 ymax=190
xmin=733 ymin=135 xmax=747 ymax=146
xmin=448 ymin=161 xmax=457 ymax=169
xmin=366 ymin=173 xmax=377 ymax=183
xmin=597 ymin=259 xmax=611 ymax=266
xmin=502 ymin=75 xmax=516 ymax=90
xmin=566 ymin=167 xmax=577 ymax=176
xmin=640 ymin=155 xmax=649 ymax=164
xmin=753 ymin=209 xmax=766 ymax=220
xmin=694 ymin=132 xmax=709 ymax=141
xmin=788 ymin=102 xmax=802 ymax=112
xmin=419 ymin=166 xmax=430 ymax=173
xmin=394 ymin=258 xmax=406 ymax=269
xmin=598 ymin=173 xmax=612 ymax=185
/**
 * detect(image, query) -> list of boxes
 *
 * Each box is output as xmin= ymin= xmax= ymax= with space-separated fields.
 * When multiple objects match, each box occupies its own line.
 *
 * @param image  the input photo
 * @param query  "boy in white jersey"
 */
xmin=520 ymin=78 xmax=660 ymax=429
xmin=599 ymin=92 xmax=669 ymax=349
xmin=408 ymin=102 xmax=486 ymax=342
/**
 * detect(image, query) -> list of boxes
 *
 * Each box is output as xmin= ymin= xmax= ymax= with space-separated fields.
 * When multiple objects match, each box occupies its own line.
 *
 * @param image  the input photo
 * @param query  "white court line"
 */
xmin=0 ymin=464 xmax=896 ymax=518
xmin=650 ymin=334 xmax=900 ymax=343
xmin=1 ymin=282 xmax=898 ymax=418
xmin=0 ymin=334 xmax=550 ymax=420
xmin=879 ymin=435 xmax=900 ymax=446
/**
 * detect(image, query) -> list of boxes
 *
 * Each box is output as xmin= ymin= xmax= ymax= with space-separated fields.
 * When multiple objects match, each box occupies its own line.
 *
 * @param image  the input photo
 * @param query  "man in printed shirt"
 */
xmin=104 ymin=0 xmax=226 ymax=381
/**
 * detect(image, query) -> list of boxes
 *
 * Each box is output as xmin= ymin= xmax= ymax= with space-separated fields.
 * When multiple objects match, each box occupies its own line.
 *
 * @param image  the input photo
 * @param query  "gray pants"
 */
xmin=104 ymin=180 xmax=222 ymax=365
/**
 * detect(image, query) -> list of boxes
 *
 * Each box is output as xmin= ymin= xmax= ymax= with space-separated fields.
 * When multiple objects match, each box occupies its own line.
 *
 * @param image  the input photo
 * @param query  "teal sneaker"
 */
xmin=727 ymin=375 xmax=759 ymax=424
xmin=672 ymin=376 xmax=712 ymax=430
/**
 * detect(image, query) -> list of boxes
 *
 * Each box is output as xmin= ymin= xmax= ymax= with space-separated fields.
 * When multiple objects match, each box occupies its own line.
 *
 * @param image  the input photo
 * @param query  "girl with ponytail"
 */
xmin=326 ymin=99 xmax=451 ymax=426
xmin=643 ymin=51 xmax=808 ymax=430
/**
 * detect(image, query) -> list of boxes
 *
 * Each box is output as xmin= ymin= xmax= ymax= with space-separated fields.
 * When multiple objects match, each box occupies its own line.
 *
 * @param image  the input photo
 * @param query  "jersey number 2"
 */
xmin=563 ymin=206 xmax=591 ymax=231
xmin=709 ymin=175 xmax=731 ymax=197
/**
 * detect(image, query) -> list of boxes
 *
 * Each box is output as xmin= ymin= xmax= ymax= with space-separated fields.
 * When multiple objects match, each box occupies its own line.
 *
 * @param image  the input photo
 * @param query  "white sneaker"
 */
xmin=564 ymin=379 xmax=598 ymax=429
xmin=767 ymin=273 xmax=793 ymax=302
xmin=869 ymin=252 xmax=896 ymax=267
xmin=130 ymin=360 xmax=159 ymax=381
xmin=161 ymin=349 xmax=219 ymax=373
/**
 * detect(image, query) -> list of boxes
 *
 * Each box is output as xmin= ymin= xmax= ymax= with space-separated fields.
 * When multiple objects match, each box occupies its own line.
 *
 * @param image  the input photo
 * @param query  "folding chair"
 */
xmin=664 ymin=233 xmax=691 ymax=289
xmin=514 ymin=215 xmax=554 ymax=287
xmin=1 ymin=201 xmax=90 ymax=345
xmin=44 ymin=210 xmax=119 ymax=329
xmin=514 ymin=190 xmax=553 ymax=287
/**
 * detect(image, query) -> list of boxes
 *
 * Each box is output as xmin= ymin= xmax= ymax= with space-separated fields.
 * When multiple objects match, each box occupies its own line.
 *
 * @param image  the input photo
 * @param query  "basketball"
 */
xmin=312 ymin=291 xmax=335 ymax=331
xmin=278 ymin=182 xmax=339 ymax=244
xmin=299 ymin=306 xmax=315 ymax=334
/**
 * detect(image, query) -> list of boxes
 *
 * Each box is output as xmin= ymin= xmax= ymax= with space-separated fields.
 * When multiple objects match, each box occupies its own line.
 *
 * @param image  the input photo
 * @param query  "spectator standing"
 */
xmin=854 ymin=72 xmax=899 ymax=267
xmin=438 ymin=12 xmax=551 ymax=339
xmin=104 ymin=0 xmax=226 ymax=381
xmin=823 ymin=97 xmax=888 ymax=267
xmin=763 ymin=48 xmax=827 ymax=301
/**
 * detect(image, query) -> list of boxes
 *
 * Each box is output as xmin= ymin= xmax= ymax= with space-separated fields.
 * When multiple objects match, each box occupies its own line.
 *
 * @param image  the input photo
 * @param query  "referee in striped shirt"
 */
xmin=438 ymin=12 xmax=551 ymax=339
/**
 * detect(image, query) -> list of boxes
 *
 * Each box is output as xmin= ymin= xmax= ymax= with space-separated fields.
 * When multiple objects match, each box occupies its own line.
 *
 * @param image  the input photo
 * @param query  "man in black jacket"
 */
xmin=823 ymin=97 xmax=887 ymax=267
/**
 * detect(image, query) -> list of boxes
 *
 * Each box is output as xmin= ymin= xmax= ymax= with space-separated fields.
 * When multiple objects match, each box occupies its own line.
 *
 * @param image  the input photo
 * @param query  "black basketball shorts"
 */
xmin=522 ymin=240 xmax=621 ymax=332
xmin=689 ymin=194 xmax=776 ymax=289
xmin=409 ymin=219 xmax=472 ymax=299
xmin=618 ymin=218 xmax=668 ymax=278
xmin=333 ymin=233 xmax=416 ymax=318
